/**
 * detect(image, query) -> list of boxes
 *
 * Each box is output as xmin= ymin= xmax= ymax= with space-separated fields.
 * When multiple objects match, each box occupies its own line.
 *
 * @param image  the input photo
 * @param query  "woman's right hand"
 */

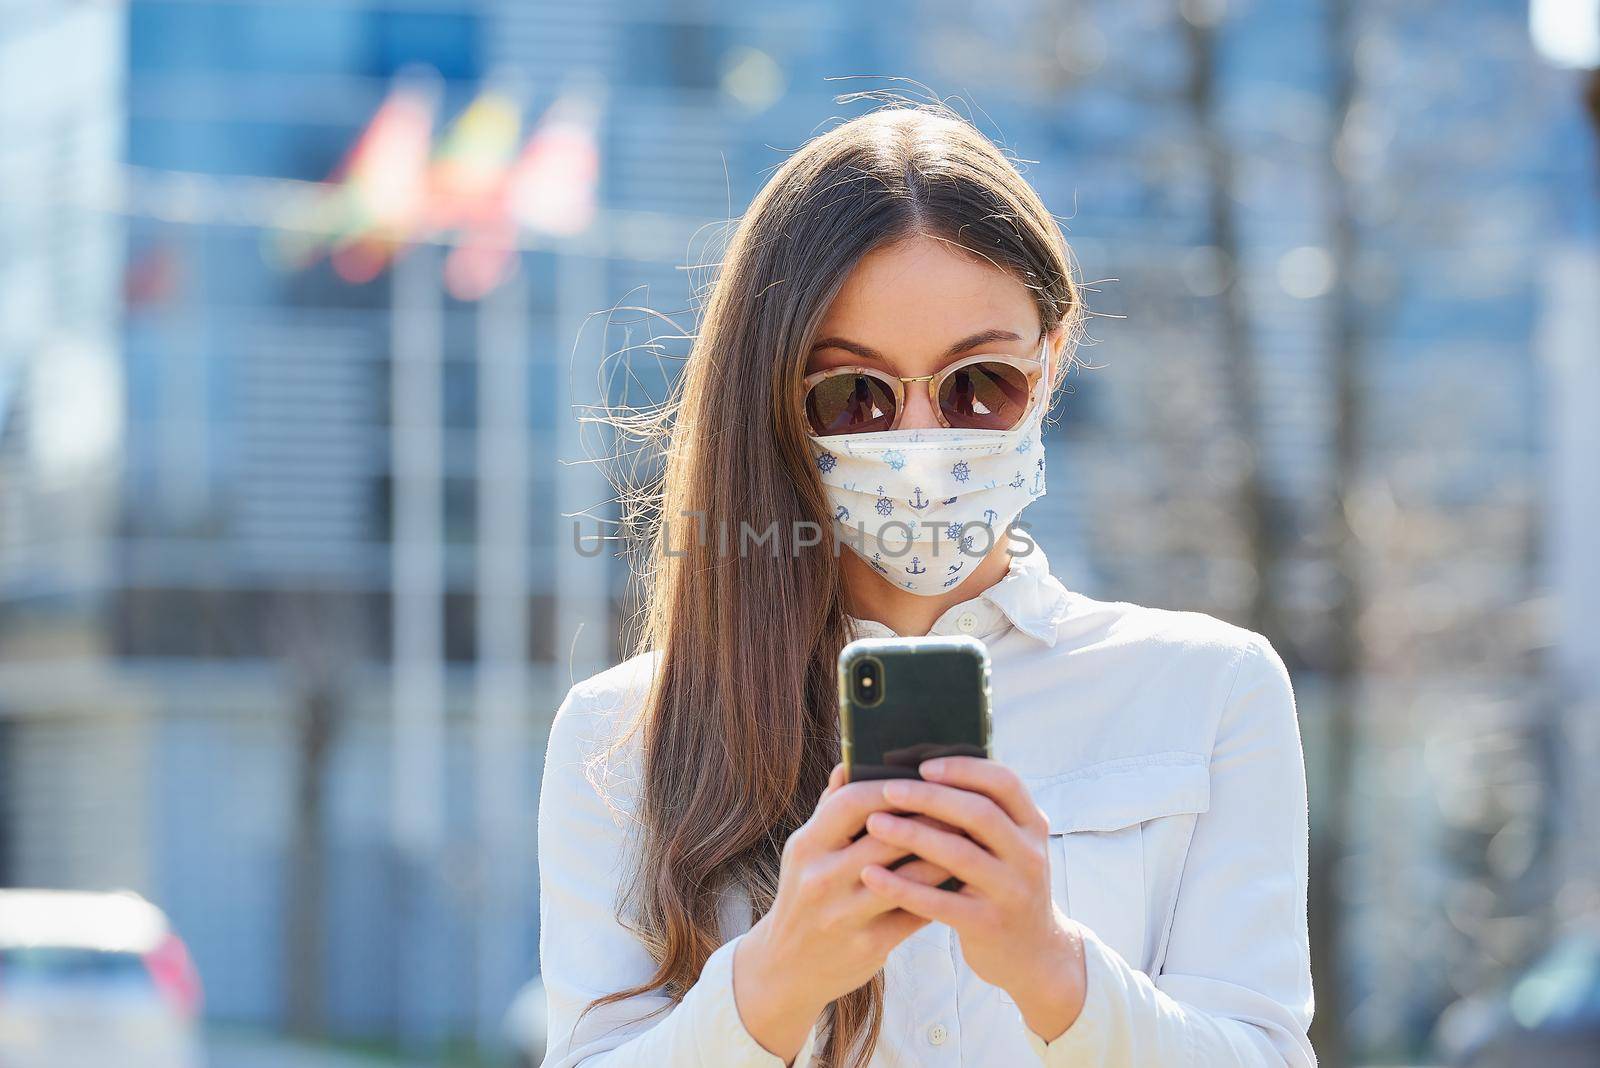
xmin=732 ymin=763 xmax=958 ymax=1062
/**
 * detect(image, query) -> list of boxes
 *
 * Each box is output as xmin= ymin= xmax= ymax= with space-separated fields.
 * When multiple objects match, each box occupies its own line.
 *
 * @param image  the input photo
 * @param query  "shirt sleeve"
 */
xmin=537 ymin=685 xmax=823 ymax=1068
xmin=1023 ymin=634 xmax=1318 ymax=1066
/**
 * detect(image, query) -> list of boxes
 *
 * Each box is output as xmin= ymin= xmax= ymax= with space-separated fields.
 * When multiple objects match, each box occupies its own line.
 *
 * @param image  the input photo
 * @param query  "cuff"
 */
xmin=703 ymin=932 xmax=821 ymax=1067
xmin=1024 ymin=924 xmax=1113 ymax=1063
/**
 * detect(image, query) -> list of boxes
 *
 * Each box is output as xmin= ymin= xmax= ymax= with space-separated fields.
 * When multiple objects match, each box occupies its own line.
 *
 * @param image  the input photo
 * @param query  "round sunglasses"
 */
xmin=799 ymin=350 xmax=1046 ymax=437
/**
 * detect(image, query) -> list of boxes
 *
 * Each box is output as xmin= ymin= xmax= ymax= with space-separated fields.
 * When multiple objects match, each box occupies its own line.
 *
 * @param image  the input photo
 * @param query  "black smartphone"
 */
xmin=838 ymin=634 xmax=993 ymax=782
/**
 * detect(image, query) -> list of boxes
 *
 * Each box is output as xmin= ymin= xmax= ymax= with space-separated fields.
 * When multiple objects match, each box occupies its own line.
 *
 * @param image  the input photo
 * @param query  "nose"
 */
xmin=899 ymin=376 xmax=940 ymax=430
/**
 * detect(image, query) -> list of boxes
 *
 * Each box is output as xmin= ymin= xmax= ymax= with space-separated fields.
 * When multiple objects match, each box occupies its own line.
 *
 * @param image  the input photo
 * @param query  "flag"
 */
xmin=442 ymin=87 xmax=603 ymax=300
xmin=124 ymin=239 xmax=183 ymax=308
xmin=269 ymin=78 xmax=603 ymax=300
xmin=424 ymin=89 xmax=523 ymax=300
xmin=508 ymin=88 xmax=601 ymax=237
xmin=424 ymin=89 xmax=523 ymax=233
xmin=270 ymin=79 xmax=437 ymax=283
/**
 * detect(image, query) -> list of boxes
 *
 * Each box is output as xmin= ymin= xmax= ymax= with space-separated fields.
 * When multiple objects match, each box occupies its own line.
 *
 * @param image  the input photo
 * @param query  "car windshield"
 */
xmin=0 ymin=947 xmax=155 ymax=993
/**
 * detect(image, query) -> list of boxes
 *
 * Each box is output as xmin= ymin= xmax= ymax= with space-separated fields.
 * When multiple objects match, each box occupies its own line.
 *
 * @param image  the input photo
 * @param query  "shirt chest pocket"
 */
xmin=1030 ymin=755 xmax=1211 ymax=977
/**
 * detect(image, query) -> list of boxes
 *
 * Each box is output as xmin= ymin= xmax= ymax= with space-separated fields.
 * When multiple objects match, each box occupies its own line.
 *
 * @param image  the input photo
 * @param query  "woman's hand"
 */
xmin=732 ymin=763 xmax=959 ymax=1062
xmin=856 ymin=756 xmax=1089 ymax=1043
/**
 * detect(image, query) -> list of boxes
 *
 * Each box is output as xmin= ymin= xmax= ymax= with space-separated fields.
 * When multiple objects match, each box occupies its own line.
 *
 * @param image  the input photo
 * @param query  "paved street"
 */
xmin=205 ymin=1030 xmax=422 ymax=1068
xmin=202 ymin=1028 xmax=1432 ymax=1068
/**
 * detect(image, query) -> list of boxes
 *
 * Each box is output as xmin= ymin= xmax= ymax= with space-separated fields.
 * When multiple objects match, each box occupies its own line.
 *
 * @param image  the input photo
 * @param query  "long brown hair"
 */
xmin=584 ymin=98 xmax=1087 ymax=1066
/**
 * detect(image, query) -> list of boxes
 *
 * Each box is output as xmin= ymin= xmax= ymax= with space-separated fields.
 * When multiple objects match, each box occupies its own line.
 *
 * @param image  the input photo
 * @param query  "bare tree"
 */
xmin=1586 ymin=68 xmax=1600 ymax=161
xmin=1309 ymin=0 xmax=1362 ymax=1061
xmin=1176 ymin=0 xmax=1358 ymax=1060
xmin=267 ymin=586 xmax=367 ymax=1038
xmin=1177 ymin=2 xmax=1293 ymax=652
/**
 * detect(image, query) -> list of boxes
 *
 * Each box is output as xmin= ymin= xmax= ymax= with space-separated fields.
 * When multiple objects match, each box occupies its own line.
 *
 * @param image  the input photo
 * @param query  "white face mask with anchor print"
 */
xmin=807 ymin=339 xmax=1051 ymax=596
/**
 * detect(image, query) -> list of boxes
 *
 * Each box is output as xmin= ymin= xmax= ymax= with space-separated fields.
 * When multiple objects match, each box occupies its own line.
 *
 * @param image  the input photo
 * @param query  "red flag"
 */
xmin=124 ymin=240 xmax=183 ymax=308
xmin=508 ymin=89 xmax=601 ymax=237
xmin=271 ymin=78 xmax=437 ymax=283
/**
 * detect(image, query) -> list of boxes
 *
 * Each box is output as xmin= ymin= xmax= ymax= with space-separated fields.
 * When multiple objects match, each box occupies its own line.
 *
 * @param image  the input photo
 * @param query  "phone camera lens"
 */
xmin=853 ymin=658 xmax=884 ymax=707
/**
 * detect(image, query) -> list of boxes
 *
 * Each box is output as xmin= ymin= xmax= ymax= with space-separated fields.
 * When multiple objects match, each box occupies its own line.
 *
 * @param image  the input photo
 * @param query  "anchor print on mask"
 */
xmin=1031 ymin=457 xmax=1045 ymax=494
xmin=1009 ymin=470 xmax=1025 ymax=489
xmin=1015 ymin=434 xmax=1032 ymax=454
xmin=834 ymin=505 xmax=850 ymax=523
xmin=908 ymin=487 xmax=929 ymax=510
xmin=906 ymin=556 xmax=926 ymax=577
xmin=882 ymin=450 xmax=906 ymax=471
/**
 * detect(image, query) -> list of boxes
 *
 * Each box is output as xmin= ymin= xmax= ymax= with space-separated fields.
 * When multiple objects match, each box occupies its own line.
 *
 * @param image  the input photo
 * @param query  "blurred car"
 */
xmin=1433 ymin=927 xmax=1600 ymax=1067
xmin=503 ymin=974 xmax=547 ymax=1068
xmin=0 ymin=888 xmax=204 ymax=1068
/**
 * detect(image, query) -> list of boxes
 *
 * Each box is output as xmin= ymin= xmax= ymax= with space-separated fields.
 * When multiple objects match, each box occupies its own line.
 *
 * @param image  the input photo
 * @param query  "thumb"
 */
xmin=817 ymin=761 xmax=848 ymax=807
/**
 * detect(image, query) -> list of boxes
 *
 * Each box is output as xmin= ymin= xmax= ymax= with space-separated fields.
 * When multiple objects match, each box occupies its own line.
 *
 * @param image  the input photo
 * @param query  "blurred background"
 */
xmin=1 ymin=0 xmax=1598 ymax=1066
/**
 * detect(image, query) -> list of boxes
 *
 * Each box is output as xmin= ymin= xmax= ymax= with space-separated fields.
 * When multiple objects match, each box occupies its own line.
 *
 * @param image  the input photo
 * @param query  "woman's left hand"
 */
xmin=858 ymin=755 xmax=1088 ymax=1043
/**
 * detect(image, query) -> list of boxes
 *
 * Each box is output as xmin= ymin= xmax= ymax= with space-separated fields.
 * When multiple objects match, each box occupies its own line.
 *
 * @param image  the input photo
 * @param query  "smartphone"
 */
xmin=837 ymin=635 xmax=993 ymax=781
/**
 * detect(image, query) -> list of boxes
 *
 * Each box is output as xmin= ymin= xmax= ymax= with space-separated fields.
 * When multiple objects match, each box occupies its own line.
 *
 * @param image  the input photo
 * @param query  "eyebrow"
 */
xmin=809 ymin=327 xmax=1032 ymax=363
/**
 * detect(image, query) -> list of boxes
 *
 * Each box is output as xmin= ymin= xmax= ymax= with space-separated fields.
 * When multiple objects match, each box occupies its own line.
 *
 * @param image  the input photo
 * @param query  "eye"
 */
xmin=937 ymin=361 xmax=1031 ymax=429
xmin=805 ymin=373 xmax=897 ymax=435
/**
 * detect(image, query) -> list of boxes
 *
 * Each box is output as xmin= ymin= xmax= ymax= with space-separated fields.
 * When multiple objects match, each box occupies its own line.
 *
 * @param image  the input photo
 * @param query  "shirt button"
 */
xmin=927 ymin=1023 xmax=948 ymax=1045
xmin=955 ymin=612 xmax=978 ymax=633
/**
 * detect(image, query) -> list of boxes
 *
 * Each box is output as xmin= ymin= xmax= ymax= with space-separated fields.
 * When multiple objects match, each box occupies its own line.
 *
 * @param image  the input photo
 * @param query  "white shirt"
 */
xmin=536 ymin=543 xmax=1317 ymax=1067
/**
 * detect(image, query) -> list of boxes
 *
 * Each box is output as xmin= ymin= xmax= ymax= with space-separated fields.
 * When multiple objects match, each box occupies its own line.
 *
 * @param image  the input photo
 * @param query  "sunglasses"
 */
xmin=799 ymin=351 xmax=1046 ymax=437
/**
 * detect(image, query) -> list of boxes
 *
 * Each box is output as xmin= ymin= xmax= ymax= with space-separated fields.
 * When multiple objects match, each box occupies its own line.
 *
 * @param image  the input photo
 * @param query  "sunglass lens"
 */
xmin=938 ymin=361 xmax=1031 ymax=429
xmin=805 ymin=374 xmax=897 ymax=435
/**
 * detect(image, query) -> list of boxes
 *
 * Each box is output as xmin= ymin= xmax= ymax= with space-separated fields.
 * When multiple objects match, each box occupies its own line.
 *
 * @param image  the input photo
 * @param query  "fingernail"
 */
xmin=921 ymin=759 xmax=946 ymax=777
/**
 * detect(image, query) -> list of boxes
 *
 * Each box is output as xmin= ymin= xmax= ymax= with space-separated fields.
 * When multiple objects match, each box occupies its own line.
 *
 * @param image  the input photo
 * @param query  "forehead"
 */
xmin=816 ymin=235 xmax=1038 ymax=349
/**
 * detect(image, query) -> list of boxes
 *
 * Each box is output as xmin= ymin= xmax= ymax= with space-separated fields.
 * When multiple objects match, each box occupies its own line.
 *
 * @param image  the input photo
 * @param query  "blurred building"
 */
xmin=0 ymin=4 xmax=130 ymax=884
xmin=1 ymin=0 xmax=593 ymax=1052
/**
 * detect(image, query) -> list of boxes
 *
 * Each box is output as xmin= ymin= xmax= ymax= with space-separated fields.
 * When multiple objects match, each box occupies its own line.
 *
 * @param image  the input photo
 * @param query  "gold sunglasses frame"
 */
xmin=798 ymin=352 xmax=1047 ymax=437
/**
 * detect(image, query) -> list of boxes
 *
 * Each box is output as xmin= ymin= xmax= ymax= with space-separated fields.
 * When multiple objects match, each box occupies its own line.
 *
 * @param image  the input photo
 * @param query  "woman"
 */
xmin=537 ymin=102 xmax=1316 ymax=1067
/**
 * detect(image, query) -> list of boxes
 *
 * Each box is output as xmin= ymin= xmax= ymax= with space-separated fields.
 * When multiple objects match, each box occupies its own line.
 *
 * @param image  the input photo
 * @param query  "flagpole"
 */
xmin=473 ymin=252 xmax=531 ymax=1052
xmin=555 ymin=239 xmax=611 ymax=683
xmin=389 ymin=241 xmax=446 ymax=1055
xmin=158 ymin=229 xmax=208 ymax=528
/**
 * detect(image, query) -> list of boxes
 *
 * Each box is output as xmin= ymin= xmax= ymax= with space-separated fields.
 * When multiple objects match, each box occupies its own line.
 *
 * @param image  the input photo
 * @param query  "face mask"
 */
xmin=807 ymin=339 xmax=1050 ymax=596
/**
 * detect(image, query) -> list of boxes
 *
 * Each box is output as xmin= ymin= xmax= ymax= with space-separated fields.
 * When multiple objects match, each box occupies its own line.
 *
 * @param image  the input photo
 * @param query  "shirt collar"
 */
xmin=846 ymin=537 xmax=1075 ymax=646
